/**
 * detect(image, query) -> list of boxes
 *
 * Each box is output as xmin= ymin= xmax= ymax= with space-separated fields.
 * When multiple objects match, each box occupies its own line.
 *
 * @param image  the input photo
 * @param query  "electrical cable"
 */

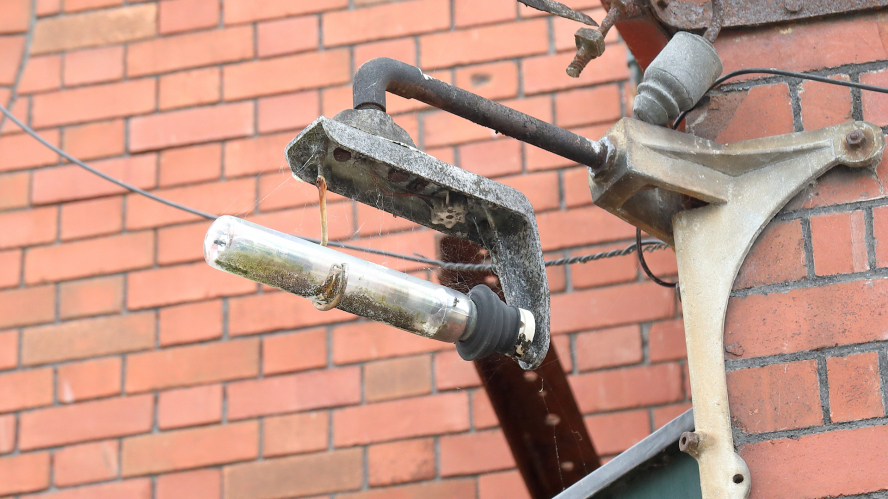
xmin=0 ymin=102 xmax=668 ymax=272
xmin=635 ymin=228 xmax=676 ymax=288
xmin=672 ymin=67 xmax=888 ymax=129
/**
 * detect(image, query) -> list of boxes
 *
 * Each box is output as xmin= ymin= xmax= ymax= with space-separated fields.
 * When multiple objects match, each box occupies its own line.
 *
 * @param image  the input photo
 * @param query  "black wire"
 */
xmin=672 ymin=67 xmax=888 ymax=129
xmin=636 ymin=228 xmax=676 ymax=288
xmin=0 ymin=102 xmax=668 ymax=271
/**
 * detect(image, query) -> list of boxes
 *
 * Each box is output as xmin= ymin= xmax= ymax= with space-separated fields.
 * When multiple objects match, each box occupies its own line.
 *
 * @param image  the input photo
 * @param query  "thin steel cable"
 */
xmin=0 ymin=103 xmax=669 ymax=271
xmin=673 ymin=67 xmax=888 ymax=129
xmin=635 ymin=228 xmax=676 ymax=287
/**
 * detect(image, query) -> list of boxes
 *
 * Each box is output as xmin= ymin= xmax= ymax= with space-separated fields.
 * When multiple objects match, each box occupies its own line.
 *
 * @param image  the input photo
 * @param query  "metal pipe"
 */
xmin=205 ymin=215 xmax=476 ymax=343
xmin=352 ymin=57 xmax=609 ymax=171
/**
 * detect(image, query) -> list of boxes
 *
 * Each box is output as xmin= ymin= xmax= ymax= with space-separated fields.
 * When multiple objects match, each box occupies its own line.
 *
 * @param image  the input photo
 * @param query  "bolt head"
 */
xmin=679 ymin=431 xmax=700 ymax=454
xmin=846 ymin=129 xmax=866 ymax=148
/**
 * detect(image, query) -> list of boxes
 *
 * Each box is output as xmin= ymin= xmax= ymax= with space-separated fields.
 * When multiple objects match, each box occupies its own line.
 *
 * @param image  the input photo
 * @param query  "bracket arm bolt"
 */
xmin=679 ymin=431 xmax=701 ymax=456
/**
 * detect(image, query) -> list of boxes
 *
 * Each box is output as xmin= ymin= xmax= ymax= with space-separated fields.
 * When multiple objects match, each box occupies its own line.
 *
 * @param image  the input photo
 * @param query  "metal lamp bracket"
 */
xmin=590 ymin=118 xmax=885 ymax=499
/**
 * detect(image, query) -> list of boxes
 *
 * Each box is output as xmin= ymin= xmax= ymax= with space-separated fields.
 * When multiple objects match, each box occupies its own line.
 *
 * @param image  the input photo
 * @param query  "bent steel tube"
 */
xmin=352 ymin=57 xmax=609 ymax=171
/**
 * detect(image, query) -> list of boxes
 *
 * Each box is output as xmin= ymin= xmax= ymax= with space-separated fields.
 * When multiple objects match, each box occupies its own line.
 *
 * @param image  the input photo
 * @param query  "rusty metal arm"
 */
xmin=352 ymin=57 xmax=609 ymax=169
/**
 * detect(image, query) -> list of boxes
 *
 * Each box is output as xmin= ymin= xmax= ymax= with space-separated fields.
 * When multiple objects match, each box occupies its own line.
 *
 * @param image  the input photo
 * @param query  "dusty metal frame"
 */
xmin=589 ymin=118 xmax=885 ymax=498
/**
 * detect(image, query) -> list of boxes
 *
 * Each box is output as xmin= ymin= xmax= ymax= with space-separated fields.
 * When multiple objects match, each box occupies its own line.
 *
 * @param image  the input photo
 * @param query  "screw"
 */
xmin=783 ymin=0 xmax=802 ymax=13
xmin=566 ymin=28 xmax=605 ymax=78
xmin=679 ymin=431 xmax=700 ymax=455
xmin=846 ymin=129 xmax=866 ymax=149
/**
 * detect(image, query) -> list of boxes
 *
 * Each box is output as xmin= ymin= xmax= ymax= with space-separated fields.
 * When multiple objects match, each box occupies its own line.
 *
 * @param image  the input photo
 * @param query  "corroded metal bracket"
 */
xmin=590 ymin=118 xmax=885 ymax=499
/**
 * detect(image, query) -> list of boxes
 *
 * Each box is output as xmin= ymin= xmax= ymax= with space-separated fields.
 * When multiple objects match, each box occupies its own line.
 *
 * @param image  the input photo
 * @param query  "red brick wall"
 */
xmin=692 ymin=11 xmax=888 ymax=499
xmin=0 ymin=1 xmax=688 ymax=498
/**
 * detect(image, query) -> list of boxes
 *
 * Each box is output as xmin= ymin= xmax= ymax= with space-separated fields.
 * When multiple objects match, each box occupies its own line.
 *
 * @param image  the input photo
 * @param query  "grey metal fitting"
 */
xmin=632 ymin=31 xmax=723 ymax=126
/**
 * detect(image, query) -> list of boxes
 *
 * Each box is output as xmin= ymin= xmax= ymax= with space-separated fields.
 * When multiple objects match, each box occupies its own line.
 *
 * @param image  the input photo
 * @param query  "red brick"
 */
xmin=810 ymin=210 xmax=868 ymax=276
xmin=0 ymin=368 xmax=53 ymax=413
xmin=36 ymin=0 xmax=59 ymax=15
xmin=0 ymin=453 xmax=50 ymax=496
xmin=648 ymin=319 xmax=686 ymax=362
xmin=126 ymin=339 xmax=259 ymax=393
xmin=0 ymin=171 xmax=29 ymax=210
xmin=537 ymin=206 xmax=635 ymax=251
xmin=455 ymin=0 xmax=515 ymax=26
xmin=64 ymin=0 xmax=122 ymax=12
xmin=156 ymin=469 xmax=220 ymax=499
xmin=25 ymin=231 xmax=154 ymax=284
xmin=159 ymin=143 xmax=221 ymax=187
xmin=787 ymin=163 xmax=885 ymax=211
xmin=159 ymin=299 xmax=223 ymax=346
xmin=459 ymin=138 xmax=522 ymax=178
xmin=653 ymin=403 xmax=692 ymax=429
xmin=0 ymin=129 xmax=60 ymax=172
xmin=228 ymin=292 xmax=351 ymax=337
xmin=523 ymin=46 xmax=630 ymax=95
xmin=337 ymin=479 xmax=476 ymax=499
xmin=159 ymin=0 xmax=219 ymax=34
xmin=727 ymin=360 xmax=822 ymax=434
xmin=20 ymin=395 xmax=153 ymax=450
xmin=0 ymin=330 xmax=17 ymax=370
xmin=440 ymin=429 xmax=514 ymax=476
xmin=555 ymin=85 xmax=622 ymax=128
xmin=32 ymin=154 xmax=157 ymax=204
xmin=263 ymin=328 xmax=328 ymax=375
xmin=335 ymin=392 xmax=469 ymax=446
xmin=222 ymin=0 xmax=347 ymax=24
xmin=0 ymin=414 xmax=13 ymax=453
xmin=63 ymin=119 xmax=125 ymax=161
xmin=689 ymin=84 xmax=795 ymax=143
xmin=0 ymin=249 xmax=21 ymax=289
xmin=125 ymin=177 xmax=255 ymax=229
xmin=0 ymin=285 xmax=55 ymax=329
xmin=258 ymin=90 xmax=320 ymax=133
xmin=573 ymin=325 xmax=642 ymax=371
xmin=570 ymin=363 xmax=683 ymax=413
xmin=158 ymin=384 xmax=223 ymax=429
xmin=223 ymin=130 xmax=292 ymax=177
xmin=18 ymin=54 xmax=61 ymax=93
xmin=333 ymin=320 xmax=451 ymax=365
xmin=435 ymin=349 xmax=481 ymax=390
xmin=355 ymin=37 xmax=416 ymax=69
xmin=127 ymin=26 xmax=253 ymax=77
xmin=452 ymin=61 xmax=518 ymax=102
xmin=726 ymin=279 xmax=888 ymax=358
xmin=227 ymin=367 xmax=360 ymax=419
xmin=498 ymin=171 xmax=559 ymax=212
xmin=365 ymin=355 xmax=432 ymax=402
xmin=551 ymin=334 xmax=572 ymax=371
xmin=53 ymin=440 xmax=119 ymax=487
xmin=735 ymin=219 xmax=806 ymax=289
xmin=130 ymin=102 xmax=253 ymax=152
xmin=122 ymin=421 xmax=258 ymax=476
xmin=63 ymin=46 xmax=124 ymax=87
xmin=369 ymin=438 xmax=435 ymax=486
xmin=479 ymin=470 xmax=531 ymax=499
xmin=324 ymin=0 xmax=449 ymax=47
xmin=0 ymin=207 xmax=56 ymax=249
xmin=57 ymin=272 xmax=123 ymax=322
xmin=471 ymin=390 xmax=497 ymax=429
xmin=716 ymin=13 xmax=888 ymax=79
xmin=57 ymin=357 xmax=121 ymax=403
xmin=32 ymin=79 xmax=154 ymax=127
xmin=128 ymin=261 xmax=257 ymax=309
xmin=551 ymin=281 xmax=675 ymax=334
xmin=585 ymin=409 xmax=650 ymax=455
xmin=263 ymin=411 xmax=328 ymax=457
xmin=0 ymin=0 xmax=30 ymax=34
xmin=800 ymin=75 xmax=853 ymax=130
xmin=569 ymin=243 xmax=637 ymax=289
xmin=224 ymin=449 xmax=362 ymax=499
xmin=827 ymin=352 xmax=884 ymax=423
xmin=59 ymin=196 xmax=123 ymax=242
xmin=158 ymin=67 xmax=221 ymax=111
xmin=874 ymin=204 xmax=888 ymax=267
xmin=421 ymin=19 xmax=546 ymax=69
xmin=22 ymin=313 xmax=154 ymax=365
xmin=257 ymin=15 xmax=318 ymax=57
xmin=0 ymin=35 xmax=25 ymax=85
xmin=21 ymin=479 xmax=151 ymax=499
xmin=156 ymin=220 xmax=210 ymax=265
xmin=224 ymin=50 xmax=350 ymax=100
xmin=862 ymin=67 xmax=888 ymax=126
xmin=355 ymin=202 xmax=422 ymax=236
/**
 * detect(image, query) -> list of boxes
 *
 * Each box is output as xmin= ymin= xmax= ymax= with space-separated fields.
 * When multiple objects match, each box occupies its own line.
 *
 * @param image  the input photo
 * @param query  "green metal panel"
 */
xmin=595 ymin=447 xmax=701 ymax=499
